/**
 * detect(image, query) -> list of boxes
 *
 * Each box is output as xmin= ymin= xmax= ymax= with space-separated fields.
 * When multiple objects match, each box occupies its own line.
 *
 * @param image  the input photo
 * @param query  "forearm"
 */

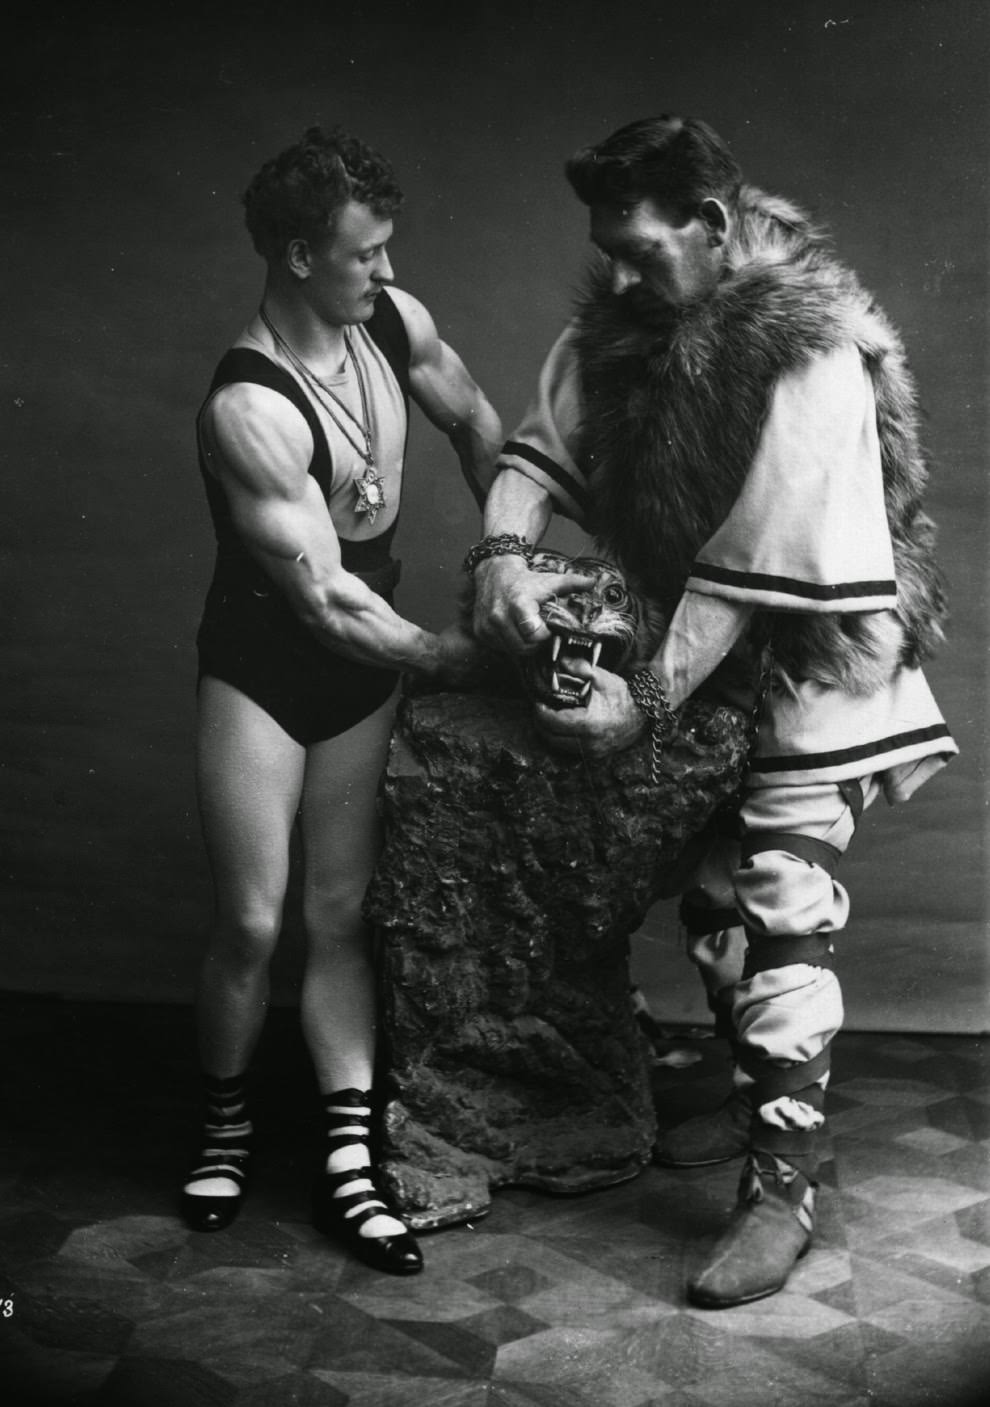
xmin=481 ymin=466 xmax=554 ymax=543
xmin=470 ymin=468 xmax=597 ymax=654
xmin=290 ymin=559 xmax=449 ymax=676
xmin=649 ymin=591 xmax=754 ymax=709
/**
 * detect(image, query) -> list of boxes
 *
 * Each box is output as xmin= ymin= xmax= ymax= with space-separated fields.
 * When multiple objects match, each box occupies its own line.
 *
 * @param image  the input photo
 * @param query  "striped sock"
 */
xmin=183 ymin=1072 xmax=253 ymax=1199
xmin=322 ymin=1088 xmax=406 ymax=1240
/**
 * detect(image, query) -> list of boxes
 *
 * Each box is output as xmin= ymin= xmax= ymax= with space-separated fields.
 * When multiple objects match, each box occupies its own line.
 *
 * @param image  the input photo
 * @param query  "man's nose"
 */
xmin=611 ymin=260 xmax=640 ymax=295
xmin=376 ymin=249 xmax=395 ymax=283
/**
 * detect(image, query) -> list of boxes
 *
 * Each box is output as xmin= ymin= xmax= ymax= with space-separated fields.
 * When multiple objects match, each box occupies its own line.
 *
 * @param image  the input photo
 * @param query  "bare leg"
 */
xmin=297 ymin=688 xmax=397 ymax=1092
xmin=298 ymin=689 xmax=410 ymax=1243
xmin=189 ymin=676 xmax=305 ymax=1197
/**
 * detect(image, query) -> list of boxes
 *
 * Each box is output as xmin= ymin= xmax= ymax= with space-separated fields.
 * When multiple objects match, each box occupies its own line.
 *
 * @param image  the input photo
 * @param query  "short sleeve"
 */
xmin=496 ymin=326 xmax=591 ymax=524
xmin=687 ymin=345 xmax=897 ymax=613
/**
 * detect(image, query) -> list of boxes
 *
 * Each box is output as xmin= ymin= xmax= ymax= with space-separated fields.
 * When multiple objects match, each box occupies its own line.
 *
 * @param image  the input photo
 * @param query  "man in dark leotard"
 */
xmin=182 ymin=127 xmax=580 ymax=1275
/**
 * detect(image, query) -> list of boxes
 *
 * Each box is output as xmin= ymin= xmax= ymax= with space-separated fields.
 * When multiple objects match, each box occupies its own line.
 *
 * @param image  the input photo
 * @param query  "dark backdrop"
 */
xmin=2 ymin=0 xmax=986 ymax=1030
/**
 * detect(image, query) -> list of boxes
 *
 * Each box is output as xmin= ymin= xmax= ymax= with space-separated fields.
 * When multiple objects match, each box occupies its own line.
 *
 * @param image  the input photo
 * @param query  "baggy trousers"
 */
xmin=680 ymin=776 xmax=879 ymax=1173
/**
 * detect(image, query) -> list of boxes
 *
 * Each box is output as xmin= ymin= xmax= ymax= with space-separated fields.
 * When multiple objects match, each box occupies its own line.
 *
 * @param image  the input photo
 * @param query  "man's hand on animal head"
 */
xmin=534 ymin=659 xmax=646 ymax=756
xmin=473 ymin=560 xmax=596 ymax=657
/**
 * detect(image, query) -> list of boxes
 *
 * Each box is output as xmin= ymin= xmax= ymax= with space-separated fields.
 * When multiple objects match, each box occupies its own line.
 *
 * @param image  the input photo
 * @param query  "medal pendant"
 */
xmin=354 ymin=462 xmax=386 ymax=526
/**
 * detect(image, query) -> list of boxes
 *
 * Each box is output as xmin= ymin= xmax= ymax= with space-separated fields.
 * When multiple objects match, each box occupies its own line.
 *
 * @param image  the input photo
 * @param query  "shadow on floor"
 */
xmin=1 ymin=992 xmax=988 ymax=1407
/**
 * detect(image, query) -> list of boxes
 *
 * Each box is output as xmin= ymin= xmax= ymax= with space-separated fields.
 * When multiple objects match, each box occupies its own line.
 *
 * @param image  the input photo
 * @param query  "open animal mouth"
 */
xmin=540 ymin=630 xmax=627 ymax=708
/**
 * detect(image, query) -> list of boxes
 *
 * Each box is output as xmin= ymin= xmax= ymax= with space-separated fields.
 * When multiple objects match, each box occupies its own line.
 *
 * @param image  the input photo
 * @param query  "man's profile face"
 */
xmin=589 ymin=196 xmax=719 ymax=312
xmin=305 ymin=200 xmax=395 ymax=326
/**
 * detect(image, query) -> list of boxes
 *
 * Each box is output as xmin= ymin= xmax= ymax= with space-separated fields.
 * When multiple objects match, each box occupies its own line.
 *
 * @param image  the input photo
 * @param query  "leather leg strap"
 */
xmin=750 ymin=1120 xmax=824 ymax=1175
xmin=679 ymin=893 xmax=742 ymax=936
xmin=743 ymin=932 xmax=836 ymax=978
xmin=737 ymin=1044 xmax=831 ymax=1173
xmin=735 ymin=1045 xmax=831 ymax=1104
xmin=706 ymin=990 xmax=736 ymax=1041
xmin=740 ymin=831 xmax=841 ymax=875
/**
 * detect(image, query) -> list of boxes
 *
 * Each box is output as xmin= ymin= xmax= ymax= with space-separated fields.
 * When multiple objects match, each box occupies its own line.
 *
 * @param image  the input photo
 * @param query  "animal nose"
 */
xmin=568 ymin=597 xmax=595 ymax=626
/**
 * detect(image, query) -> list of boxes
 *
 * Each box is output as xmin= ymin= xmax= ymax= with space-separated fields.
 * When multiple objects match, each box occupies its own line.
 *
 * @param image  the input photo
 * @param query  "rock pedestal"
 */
xmin=365 ymin=686 xmax=748 ymax=1229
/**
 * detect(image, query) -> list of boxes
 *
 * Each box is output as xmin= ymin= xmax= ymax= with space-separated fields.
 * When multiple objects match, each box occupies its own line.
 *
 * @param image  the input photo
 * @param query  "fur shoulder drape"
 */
xmin=572 ymin=185 xmax=946 ymax=695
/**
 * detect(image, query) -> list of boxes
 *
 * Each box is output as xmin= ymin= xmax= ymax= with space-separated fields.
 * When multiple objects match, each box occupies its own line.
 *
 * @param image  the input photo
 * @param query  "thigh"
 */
xmin=197 ymin=675 xmax=306 ymax=914
xmin=740 ymin=777 xmax=877 ymax=855
xmin=731 ymin=778 xmax=879 ymax=938
xmin=298 ymin=687 xmax=399 ymax=908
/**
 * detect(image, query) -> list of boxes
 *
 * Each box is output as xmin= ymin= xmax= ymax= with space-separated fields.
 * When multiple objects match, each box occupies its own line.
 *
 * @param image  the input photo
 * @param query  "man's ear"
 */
xmin=286 ymin=238 xmax=312 ymax=280
xmin=699 ymin=198 xmax=730 ymax=248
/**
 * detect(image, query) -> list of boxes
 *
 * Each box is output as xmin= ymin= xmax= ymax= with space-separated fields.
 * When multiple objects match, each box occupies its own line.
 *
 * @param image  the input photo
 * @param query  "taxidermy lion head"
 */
xmin=465 ymin=551 xmax=666 ymax=710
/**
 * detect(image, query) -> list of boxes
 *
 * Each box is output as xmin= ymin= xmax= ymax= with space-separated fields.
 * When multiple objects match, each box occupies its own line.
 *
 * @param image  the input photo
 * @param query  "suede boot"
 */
xmin=687 ymin=1151 xmax=815 ymax=1308
xmin=654 ymin=1087 xmax=752 ymax=1167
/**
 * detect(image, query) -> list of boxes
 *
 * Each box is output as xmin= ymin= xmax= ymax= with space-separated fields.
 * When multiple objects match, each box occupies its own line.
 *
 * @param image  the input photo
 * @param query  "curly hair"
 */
xmin=243 ymin=126 xmax=404 ymax=263
xmin=565 ymin=115 xmax=741 ymax=216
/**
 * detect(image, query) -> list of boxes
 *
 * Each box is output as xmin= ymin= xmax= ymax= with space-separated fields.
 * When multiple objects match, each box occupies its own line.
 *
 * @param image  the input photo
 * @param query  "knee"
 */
xmin=734 ymin=851 xmax=849 ymax=936
xmin=302 ymin=875 xmax=368 ymax=946
xmin=208 ymin=904 xmax=282 ymax=971
xmin=735 ymin=965 xmax=844 ymax=1033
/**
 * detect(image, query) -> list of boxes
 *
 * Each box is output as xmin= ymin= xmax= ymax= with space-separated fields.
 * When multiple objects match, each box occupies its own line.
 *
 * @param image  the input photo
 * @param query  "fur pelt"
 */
xmin=573 ymin=185 xmax=947 ymax=696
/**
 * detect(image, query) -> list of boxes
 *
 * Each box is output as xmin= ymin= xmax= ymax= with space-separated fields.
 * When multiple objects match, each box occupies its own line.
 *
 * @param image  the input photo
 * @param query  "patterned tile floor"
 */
xmin=1 ymin=993 xmax=988 ymax=1407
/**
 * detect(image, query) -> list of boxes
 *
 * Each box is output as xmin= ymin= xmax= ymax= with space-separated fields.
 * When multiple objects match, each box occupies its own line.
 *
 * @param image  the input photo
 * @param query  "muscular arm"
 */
xmin=481 ymin=462 xmax=555 ymax=544
xmin=203 ymin=382 xmax=472 ymax=678
xmin=388 ymin=287 xmax=502 ymax=509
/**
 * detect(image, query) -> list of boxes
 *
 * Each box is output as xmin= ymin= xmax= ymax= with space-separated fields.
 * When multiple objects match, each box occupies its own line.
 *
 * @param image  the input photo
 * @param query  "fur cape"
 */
xmin=572 ymin=186 xmax=947 ymax=696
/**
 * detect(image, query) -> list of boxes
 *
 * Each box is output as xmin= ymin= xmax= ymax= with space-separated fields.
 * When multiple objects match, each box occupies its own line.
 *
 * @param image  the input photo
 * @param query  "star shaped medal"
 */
xmin=354 ymin=462 xmax=387 ymax=526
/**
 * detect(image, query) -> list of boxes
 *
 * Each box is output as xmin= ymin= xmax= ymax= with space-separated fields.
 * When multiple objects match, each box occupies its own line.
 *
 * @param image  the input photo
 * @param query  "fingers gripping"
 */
xmin=479 ymin=567 xmax=597 ymax=654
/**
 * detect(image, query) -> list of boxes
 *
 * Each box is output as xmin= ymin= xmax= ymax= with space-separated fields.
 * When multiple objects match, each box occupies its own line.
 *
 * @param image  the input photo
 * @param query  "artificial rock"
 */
xmin=365 ymin=684 xmax=748 ymax=1228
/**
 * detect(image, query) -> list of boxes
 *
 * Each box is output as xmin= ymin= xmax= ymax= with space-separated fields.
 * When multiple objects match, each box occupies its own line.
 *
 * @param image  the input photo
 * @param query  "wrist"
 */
xmin=462 ymin=532 xmax=534 ymax=575
xmin=400 ymin=628 xmax=444 ymax=680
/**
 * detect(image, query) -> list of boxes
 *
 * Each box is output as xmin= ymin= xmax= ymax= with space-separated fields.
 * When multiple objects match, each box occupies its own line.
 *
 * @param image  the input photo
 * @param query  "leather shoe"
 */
xmin=687 ymin=1152 xmax=815 ymax=1308
xmin=654 ymin=1088 xmax=751 ymax=1168
xmin=180 ymin=1137 xmax=251 ymax=1233
xmin=313 ymin=1168 xmax=423 ymax=1276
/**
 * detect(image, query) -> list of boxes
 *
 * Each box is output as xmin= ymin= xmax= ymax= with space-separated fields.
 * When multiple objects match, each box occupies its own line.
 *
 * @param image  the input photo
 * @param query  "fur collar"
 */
xmin=571 ymin=186 xmax=945 ymax=694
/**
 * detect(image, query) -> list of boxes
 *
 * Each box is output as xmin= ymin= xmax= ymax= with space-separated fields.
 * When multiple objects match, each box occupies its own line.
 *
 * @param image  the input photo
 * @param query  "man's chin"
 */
xmin=620 ymin=290 xmax=677 ymax=325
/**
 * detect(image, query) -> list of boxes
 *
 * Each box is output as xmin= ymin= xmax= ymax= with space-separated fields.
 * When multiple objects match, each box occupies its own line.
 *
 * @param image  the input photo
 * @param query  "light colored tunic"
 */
xmin=498 ymin=328 xmax=957 ymax=801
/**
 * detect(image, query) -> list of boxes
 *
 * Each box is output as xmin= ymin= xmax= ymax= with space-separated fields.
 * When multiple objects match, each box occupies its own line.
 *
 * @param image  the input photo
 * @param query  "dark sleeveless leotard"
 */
xmin=196 ymin=291 xmax=410 ymax=746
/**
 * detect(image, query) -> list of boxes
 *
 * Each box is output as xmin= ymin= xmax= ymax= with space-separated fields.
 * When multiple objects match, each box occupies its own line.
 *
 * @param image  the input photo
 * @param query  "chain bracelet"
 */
xmin=462 ymin=533 xmax=534 ymax=574
xmin=627 ymin=667 xmax=677 ymax=785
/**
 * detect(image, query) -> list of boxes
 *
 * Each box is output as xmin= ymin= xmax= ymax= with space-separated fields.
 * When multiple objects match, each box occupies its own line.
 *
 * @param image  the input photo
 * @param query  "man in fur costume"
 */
xmin=468 ymin=116 xmax=957 ymax=1308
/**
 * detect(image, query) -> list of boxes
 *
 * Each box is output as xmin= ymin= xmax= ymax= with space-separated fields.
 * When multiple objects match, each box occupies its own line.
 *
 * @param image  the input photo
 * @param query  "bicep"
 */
xmin=388 ymin=286 xmax=486 ymax=429
xmin=205 ymin=386 xmax=343 ymax=573
xmin=411 ymin=338 xmax=487 ymax=429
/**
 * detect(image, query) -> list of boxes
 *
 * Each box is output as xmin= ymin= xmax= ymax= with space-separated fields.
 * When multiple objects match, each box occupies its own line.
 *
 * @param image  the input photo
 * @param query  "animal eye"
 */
xmin=602 ymin=585 xmax=627 ymax=606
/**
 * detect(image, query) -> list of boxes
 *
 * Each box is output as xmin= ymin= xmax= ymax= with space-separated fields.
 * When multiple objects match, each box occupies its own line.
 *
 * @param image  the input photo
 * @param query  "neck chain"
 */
xmin=259 ymin=307 xmax=387 ymax=524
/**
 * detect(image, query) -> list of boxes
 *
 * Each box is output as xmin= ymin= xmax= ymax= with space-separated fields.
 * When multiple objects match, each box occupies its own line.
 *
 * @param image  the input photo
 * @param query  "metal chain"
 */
xmin=627 ymin=667 xmax=677 ymax=785
xmin=462 ymin=533 xmax=534 ymax=574
xmin=259 ymin=308 xmax=375 ymax=466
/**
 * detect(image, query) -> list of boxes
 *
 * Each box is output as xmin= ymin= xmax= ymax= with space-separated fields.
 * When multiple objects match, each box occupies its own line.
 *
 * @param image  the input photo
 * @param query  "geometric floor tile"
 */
xmin=843 ymin=1175 xmax=987 ymax=1218
xmin=1 ymin=994 xmax=988 ymax=1407
xmin=895 ymin=1127 xmax=973 ymax=1156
